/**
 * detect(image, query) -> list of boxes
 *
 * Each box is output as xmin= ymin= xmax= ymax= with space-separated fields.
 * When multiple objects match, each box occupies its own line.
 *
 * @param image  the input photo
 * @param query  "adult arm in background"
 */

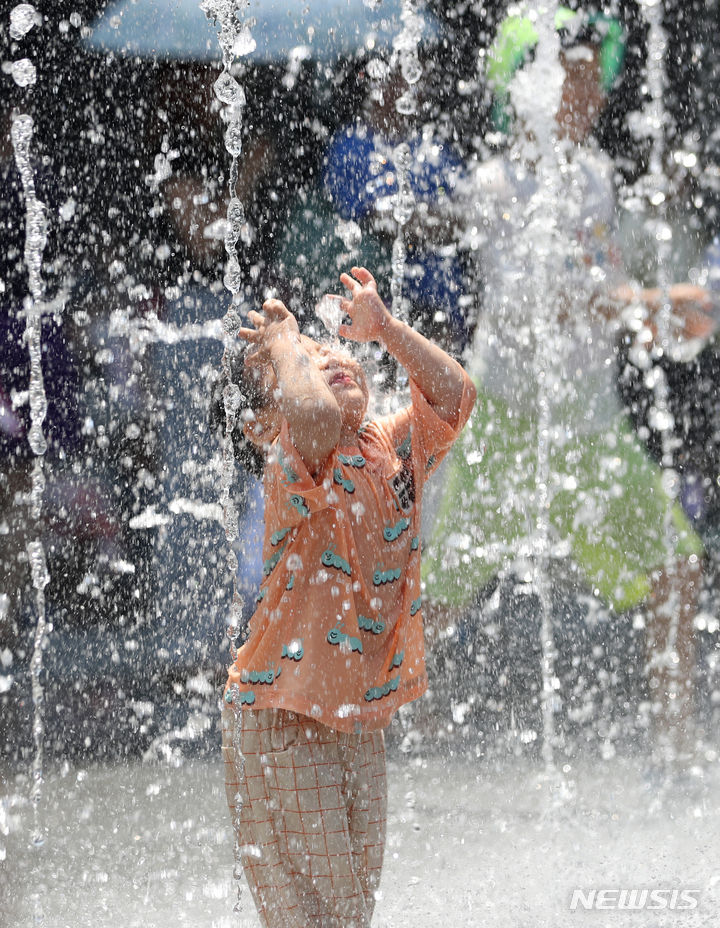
xmin=598 ymin=283 xmax=715 ymax=341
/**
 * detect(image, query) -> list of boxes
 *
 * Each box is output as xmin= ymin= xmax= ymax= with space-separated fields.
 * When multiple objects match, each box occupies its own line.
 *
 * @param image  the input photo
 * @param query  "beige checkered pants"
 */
xmin=222 ymin=707 xmax=387 ymax=927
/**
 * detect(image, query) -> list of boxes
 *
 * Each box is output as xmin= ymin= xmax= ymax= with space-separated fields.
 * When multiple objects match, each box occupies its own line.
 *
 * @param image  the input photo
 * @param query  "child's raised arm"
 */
xmin=338 ymin=267 xmax=475 ymax=425
xmin=239 ymin=299 xmax=342 ymax=474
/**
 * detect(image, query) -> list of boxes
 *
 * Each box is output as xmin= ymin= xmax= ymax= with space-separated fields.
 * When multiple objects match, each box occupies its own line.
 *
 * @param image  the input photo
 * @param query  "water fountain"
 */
xmin=8 ymin=0 xmax=52 ymax=868
xmin=4 ymin=1 xmax=720 ymax=924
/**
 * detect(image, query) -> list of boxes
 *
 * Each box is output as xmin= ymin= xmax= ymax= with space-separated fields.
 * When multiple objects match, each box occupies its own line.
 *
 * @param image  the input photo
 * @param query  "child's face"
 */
xmin=245 ymin=337 xmax=370 ymax=447
xmin=555 ymin=45 xmax=606 ymax=143
xmin=313 ymin=341 xmax=370 ymax=435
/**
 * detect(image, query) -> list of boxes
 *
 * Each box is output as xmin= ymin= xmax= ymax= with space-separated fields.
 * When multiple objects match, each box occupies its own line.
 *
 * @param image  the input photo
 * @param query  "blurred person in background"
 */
xmin=277 ymin=50 xmax=470 ymax=357
xmin=423 ymin=7 xmax=714 ymax=763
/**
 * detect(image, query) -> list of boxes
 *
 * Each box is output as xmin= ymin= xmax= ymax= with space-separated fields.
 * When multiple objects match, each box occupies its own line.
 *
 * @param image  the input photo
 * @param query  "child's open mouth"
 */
xmin=329 ymin=371 xmax=354 ymax=387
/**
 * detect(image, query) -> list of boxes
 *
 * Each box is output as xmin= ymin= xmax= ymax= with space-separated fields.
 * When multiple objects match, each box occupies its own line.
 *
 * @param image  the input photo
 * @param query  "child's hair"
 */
xmin=209 ymin=343 xmax=267 ymax=478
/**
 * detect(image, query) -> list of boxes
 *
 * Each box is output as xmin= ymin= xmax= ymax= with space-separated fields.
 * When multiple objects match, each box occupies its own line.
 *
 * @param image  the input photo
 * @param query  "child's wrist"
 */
xmin=375 ymin=309 xmax=396 ymax=346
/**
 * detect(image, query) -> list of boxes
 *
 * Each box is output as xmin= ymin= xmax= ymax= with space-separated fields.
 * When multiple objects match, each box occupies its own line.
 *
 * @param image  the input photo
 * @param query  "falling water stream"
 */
xmin=635 ymin=0 xmax=685 ymax=712
xmin=9 ymin=4 xmax=53 ymax=876
xmin=502 ymin=0 xmax=570 ymax=797
xmin=388 ymin=0 xmax=424 ymax=325
xmin=200 ymin=0 xmax=256 ymax=914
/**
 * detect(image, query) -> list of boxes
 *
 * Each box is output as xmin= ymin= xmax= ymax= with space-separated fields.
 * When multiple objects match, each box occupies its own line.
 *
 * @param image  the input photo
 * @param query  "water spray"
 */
xmin=8 ymin=2 xmax=55 ymax=869
xmin=634 ymin=0 xmax=689 ymax=752
xmin=200 ymin=0 xmax=254 ymax=914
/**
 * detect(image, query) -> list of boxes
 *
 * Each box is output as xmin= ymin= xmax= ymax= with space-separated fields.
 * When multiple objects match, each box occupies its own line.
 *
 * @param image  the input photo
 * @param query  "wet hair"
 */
xmin=209 ymin=343 xmax=267 ymax=478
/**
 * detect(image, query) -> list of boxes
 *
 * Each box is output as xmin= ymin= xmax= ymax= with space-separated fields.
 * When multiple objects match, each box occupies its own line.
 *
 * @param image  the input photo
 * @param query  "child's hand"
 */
xmin=238 ymin=298 xmax=301 ymax=365
xmin=337 ymin=267 xmax=391 ymax=344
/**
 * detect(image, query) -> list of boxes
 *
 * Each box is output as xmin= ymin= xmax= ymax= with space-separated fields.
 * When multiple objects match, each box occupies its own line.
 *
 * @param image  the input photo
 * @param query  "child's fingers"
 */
xmin=237 ymin=326 xmax=260 ymax=342
xmin=247 ymin=309 xmax=266 ymax=328
xmin=337 ymin=321 xmax=357 ymax=341
xmin=339 ymin=272 xmax=359 ymax=294
xmin=262 ymin=298 xmax=290 ymax=318
xmin=350 ymin=266 xmax=376 ymax=288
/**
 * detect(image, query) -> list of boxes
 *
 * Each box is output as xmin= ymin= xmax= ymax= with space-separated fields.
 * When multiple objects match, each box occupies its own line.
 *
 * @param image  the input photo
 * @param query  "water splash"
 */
xmin=107 ymin=310 xmax=224 ymax=352
xmin=504 ymin=1 xmax=572 ymax=798
xmin=388 ymin=1 xmax=424 ymax=325
xmin=10 ymin=17 xmax=53 ymax=866
xmin=201 ymin=0 xmax=254 ymax=915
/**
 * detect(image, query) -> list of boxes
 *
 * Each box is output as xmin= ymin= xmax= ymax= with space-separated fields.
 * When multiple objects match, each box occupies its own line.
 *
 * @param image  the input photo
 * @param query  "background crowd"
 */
xmin=4 ymin=0 xmax=720 ymax=762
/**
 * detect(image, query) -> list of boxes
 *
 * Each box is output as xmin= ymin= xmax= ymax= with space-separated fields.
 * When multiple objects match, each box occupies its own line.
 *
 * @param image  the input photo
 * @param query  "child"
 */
xmin=221 ymin=266 xmax=475 ymax=926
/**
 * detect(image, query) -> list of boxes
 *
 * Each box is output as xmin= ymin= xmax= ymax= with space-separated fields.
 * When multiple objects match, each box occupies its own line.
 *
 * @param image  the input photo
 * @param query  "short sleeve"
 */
xmin=408 ymin=375 xmax=475 ymax=478
xmin=374 ymin=373 xmax=475 ymax=480
xmin=263 ymin=421 xmax=333 ymax=534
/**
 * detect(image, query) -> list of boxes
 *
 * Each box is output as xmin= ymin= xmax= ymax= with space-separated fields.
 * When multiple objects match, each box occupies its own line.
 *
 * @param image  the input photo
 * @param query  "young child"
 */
xmin=221 ymin=266 xmax=475 ymax=927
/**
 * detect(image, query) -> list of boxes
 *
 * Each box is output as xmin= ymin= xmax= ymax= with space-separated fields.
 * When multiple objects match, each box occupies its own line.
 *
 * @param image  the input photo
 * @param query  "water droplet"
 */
xmin=393 ymin=191 xmax=415 ymax=226
xmin=335 ymin=219 xmax=362 ymax=250
xmin=226 ymin=197 xmax=246 ymax=242
xmin=393 ymin=143 xmax=412 ymax=173
xmin=10 ymin=112 xmax=33 ymax=147
xmin=367 ymin=57 xmax=389 ymax=81
xmin=214 ymin=71 xmax=246 ymax=106
xmin=26 ymin=540 xmax=49 ymax=591
xmin=401 ymin=55 xmax=422 ymax=86
xmin=233 ymin=27 xmax=256 ymax=57
xmin=223 ymin=307 xmax=242 ymax=337
xmin=315 ymin=295 xmax=344 ymax=336
xmin=11 ymin=58 xmax=37 ymax=88
xmin=10 ymin=4 xmax=39 ymax=40
xmin=395 ymin=90 xmax=417 ymax=116
xmin=59 ymin=197 xmax=76 ymax=221
xmin=223 ymin=256 xmax=243 ymax=293
xmin=224 ymin=123 xmax=243 ymax=157
xmin=223 ymin=383 xmax=242 ymax=419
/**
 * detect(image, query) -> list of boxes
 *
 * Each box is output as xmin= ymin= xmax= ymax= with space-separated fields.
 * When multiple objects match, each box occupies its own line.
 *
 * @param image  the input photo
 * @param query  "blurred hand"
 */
xmin=667 ymin=284 xmax=714 ymax=339
xmin=611 ymin=283 xmax=715 ymax=341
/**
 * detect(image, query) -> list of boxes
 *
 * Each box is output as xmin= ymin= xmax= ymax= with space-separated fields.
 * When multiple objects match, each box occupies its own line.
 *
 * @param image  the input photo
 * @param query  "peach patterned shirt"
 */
xmin=224 ymin=375 xmax=475 ymax=733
